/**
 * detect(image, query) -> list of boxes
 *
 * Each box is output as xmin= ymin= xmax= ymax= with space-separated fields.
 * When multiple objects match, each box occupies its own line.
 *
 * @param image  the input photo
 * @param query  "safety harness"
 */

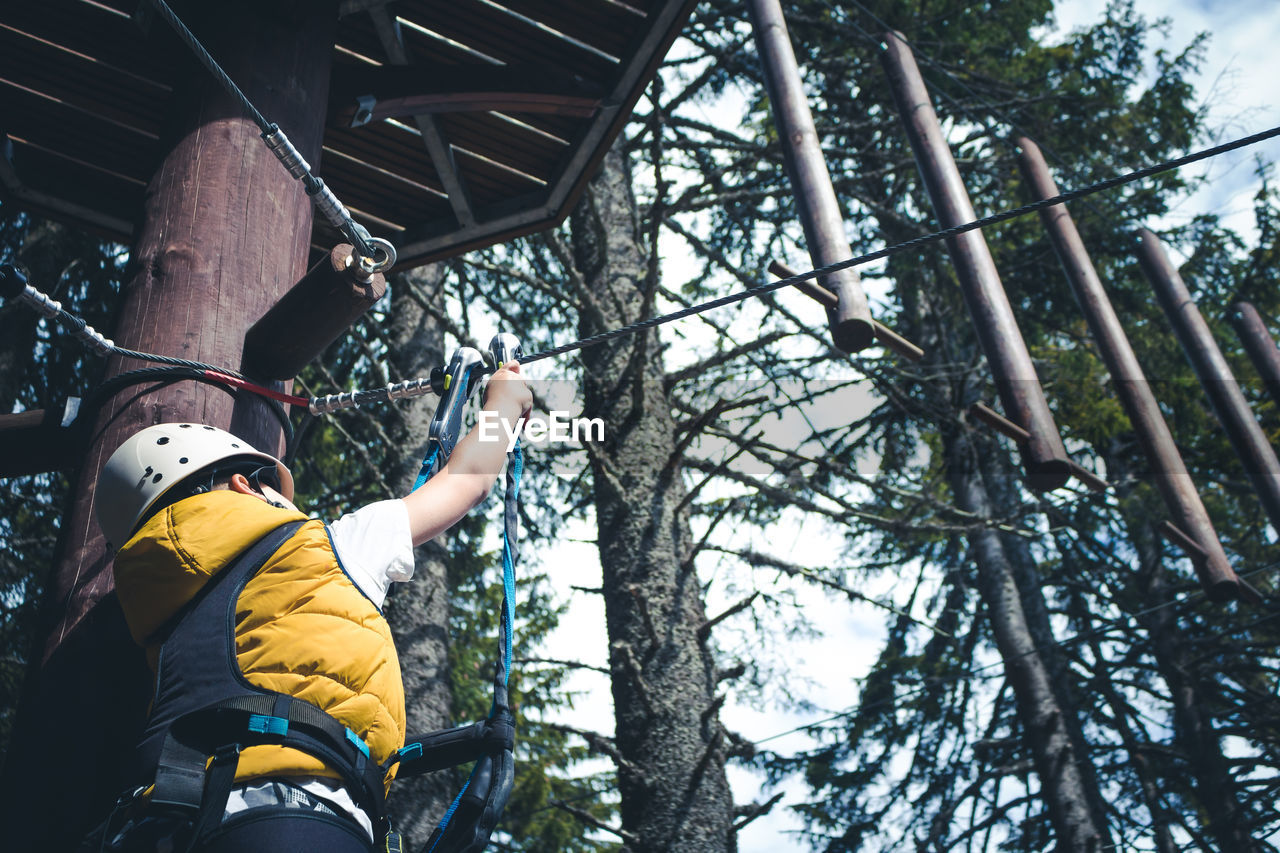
xmin=90 ymin=334 xmax=525 ymax=853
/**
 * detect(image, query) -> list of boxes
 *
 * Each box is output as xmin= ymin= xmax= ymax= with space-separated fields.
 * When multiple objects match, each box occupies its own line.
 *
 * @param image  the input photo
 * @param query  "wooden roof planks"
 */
xmin=0 ymin=0 xmax=697 ymax=269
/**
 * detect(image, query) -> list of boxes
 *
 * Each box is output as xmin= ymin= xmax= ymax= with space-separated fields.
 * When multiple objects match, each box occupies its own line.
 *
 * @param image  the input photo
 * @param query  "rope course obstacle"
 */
xmin=3 ymin=3 xmax=1280 ymax=847
xmin=4 ymin=121 xmax=1280 ymax=412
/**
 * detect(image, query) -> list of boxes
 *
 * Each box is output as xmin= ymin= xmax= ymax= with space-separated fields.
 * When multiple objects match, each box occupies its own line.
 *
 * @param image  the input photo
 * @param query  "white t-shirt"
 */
xmin=225 ymin=498 xmax=415 ymax=837
xmin=327 ymin=498 xmax=416 ymax=607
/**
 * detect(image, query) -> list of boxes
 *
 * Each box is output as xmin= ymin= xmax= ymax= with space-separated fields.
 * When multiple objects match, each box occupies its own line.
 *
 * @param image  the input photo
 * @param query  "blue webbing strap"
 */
xmin=426 ymin=440 xmax=522 ymax=853
xmin=412 ymin=447 xmax=440 ymax=492
xmin=498 ymin=442 xmax=521 ymax=693
xmin=428 ymin=778 xmax=473 ymax=853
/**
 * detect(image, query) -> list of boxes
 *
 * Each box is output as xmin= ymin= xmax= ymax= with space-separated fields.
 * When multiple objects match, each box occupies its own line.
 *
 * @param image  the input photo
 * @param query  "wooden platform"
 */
xmin=0 ymin=0 xmax=694 ymax=268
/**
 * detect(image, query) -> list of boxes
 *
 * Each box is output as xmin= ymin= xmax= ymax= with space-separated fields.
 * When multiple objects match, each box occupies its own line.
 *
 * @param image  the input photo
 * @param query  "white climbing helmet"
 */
xmin=96 ymin=423 xmax=295 ymax=550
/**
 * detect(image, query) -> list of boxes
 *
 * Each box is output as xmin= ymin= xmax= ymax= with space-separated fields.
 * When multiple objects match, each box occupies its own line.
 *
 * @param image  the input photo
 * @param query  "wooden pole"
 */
xmin=1016 ymin=139 xmax=1239 ymax=597
xmin=1230 ymin=301 xmax=1280 ymax=407
xmin=1136 ymin=228 xmax=1280 ymax=535
xmin=0 ymin=404 xmax=77 ymax=478
xmin=244 ymin=243 xmax=387 ymax=381
xmin=0 ymin=3 xmax=337 ymax=845
xmin=879 ymin=32 xmax=1070 ymax=491
xmin=746 ymin=0 xmax=875 ymax=353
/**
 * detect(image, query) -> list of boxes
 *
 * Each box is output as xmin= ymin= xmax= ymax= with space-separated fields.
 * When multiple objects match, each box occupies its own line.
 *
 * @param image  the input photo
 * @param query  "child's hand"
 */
xmin=485 ymin=361 xmax=532 ymax=420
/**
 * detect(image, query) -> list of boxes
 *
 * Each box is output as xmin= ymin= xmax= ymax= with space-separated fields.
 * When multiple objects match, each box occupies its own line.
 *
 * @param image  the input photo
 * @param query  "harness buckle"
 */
xmin=212 ymin=743 xmax=241 ymax=765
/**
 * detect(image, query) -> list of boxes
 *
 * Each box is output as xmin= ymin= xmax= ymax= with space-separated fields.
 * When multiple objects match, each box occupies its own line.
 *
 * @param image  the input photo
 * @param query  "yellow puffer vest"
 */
xmin=114 ymin=490 xmax=405 ymax=791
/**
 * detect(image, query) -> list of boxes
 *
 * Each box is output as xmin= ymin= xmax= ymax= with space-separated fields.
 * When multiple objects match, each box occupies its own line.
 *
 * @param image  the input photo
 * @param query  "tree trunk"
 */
xmin=573 ymin=149 xmax=735 ymax=852
xmin=944 ymin=427 xmax=1111 ymax=851
xmin=0 ymin=3 xmax=335 ymax=847
xmin=1109 ymin=449 xmax=1258 ymax=851
xmin=384 ymin=266 xmax=456 ymax=844
xmin=977 ymin=447 xmax=1113 ymax=838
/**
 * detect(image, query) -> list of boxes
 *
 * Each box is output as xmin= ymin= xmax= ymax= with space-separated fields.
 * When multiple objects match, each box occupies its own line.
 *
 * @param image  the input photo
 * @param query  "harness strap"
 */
xmin=149 ymin=521 xmax=304 ymax=814
xmin=388 ymin=714 xmax=516 ymax=778
xmin=159 ymin=694 xmax=388 ymax=821
xmin=422 ymin=442 xmax=522 ymax=853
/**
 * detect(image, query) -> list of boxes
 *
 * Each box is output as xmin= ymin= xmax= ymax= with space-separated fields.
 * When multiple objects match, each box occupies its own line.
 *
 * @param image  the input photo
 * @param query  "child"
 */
xmin=91 ymin=364 xmax=531 ymax=852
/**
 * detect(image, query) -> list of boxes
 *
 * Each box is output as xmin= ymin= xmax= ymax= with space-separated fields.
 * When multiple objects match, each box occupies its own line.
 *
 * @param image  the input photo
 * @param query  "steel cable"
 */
xmin=7 ymin=123 xmax=1279 ymax=408
xmin=145 ymin=0 xmax=385 ymax=265
xmin=518 ymin=122 xmax=1280 ymax=365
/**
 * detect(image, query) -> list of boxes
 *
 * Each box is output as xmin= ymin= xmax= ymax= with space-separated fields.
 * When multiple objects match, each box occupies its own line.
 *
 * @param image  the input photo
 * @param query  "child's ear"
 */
xmin=227 ymin=473 xmax=256 ymax=496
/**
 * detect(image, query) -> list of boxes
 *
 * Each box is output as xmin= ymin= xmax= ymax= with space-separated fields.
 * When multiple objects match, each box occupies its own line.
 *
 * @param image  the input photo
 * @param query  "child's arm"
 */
xmin=401 ymin=362 xmax=532 ymax=546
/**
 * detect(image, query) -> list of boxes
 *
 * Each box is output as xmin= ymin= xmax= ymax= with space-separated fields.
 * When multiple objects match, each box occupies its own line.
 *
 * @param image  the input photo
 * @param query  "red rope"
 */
xmin=203 ymin=370 xmax=310 ymax=408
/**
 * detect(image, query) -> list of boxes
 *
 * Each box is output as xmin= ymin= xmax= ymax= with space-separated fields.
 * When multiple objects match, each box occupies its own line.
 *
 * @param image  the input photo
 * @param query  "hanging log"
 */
xmin=1017 ymin=139 xmax=1239 ymax=598
xmin=879 ymin=32 xmax=1070 ymax=491
xmin=1136 ymin=229 xmax=1280 ymax=536
xmin=243 ymin=243 xmax=387 ymax=381
xmin=1230 ymin=301 xmax=1280 ymax=406
xmin=768 ymin=261 xmax=924 ymax=360
xmin=747 ymin=0 xmax=874 ymax=353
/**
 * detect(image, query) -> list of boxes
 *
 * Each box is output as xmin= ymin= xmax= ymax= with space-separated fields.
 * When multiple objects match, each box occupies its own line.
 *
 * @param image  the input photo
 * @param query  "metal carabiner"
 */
xmin=411 ymin=334 xmax=523 ymax=490
xmin=486 ymin=333 xmax=523 ymax=370
xmin=413 ymin=347 xmax=487 ymax=488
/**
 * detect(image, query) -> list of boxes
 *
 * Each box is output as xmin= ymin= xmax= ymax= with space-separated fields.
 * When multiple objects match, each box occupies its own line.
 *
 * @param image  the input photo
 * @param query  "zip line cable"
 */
xmin=144 ymin=0 xmax=395 ymax=273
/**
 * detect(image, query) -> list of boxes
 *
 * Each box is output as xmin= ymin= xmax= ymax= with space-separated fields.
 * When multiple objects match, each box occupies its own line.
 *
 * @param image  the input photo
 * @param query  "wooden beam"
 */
xmin=768 ymin=261 xmax=924 ymax=360
xmin=1017 ymin=138 xmax=1238 ymax=597
xmin=880 ymin=32 xmax=1070 ymax=492
xmin=366 ymin=8 xmax=478 ymax=228
xmin=0 ymin=407 xmax=77 ymax=478
xmin=1063 ymin=460 xmax=1109 ymax=493
xmin=747 ymin=0 xmax=874 ymax=353
xmin=1160 ymin=520 xmax=1209 ymax=564
xmin=968 ymin=402 xmax=1031 ymax=444
xmin=329 ymin=64 xmax=607 ymax=126
xmin=243 ymin=244 xmax=387 ymax=381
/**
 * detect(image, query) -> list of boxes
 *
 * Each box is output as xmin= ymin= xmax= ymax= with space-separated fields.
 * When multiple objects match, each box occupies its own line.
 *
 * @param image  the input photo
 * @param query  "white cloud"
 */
xmin=1052 ymin=0 xmax=1280 ymax=241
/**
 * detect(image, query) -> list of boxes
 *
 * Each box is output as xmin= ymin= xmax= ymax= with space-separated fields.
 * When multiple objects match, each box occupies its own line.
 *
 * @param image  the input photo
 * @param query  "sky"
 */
xmin=527 ymin=2 xmax=1280 ymax=850
xmin=1052 ymin=0 xmax=1280 ymax=245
